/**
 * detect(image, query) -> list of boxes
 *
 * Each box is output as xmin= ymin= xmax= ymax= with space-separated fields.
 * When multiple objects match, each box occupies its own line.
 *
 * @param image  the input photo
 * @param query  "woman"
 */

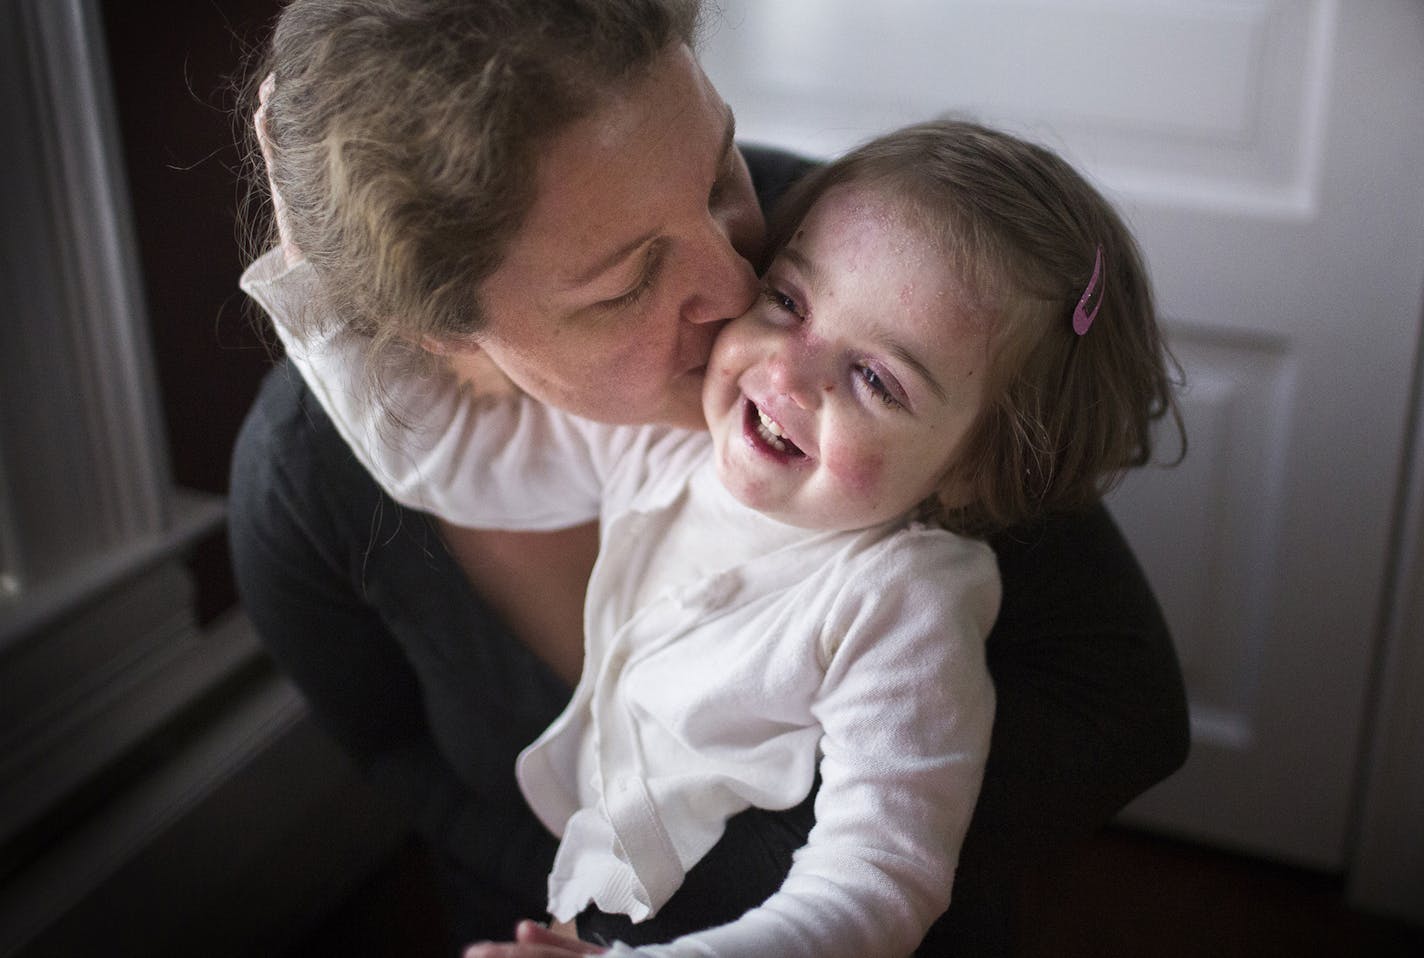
xmin=231 ymin=0 xmax=1189 ymax=952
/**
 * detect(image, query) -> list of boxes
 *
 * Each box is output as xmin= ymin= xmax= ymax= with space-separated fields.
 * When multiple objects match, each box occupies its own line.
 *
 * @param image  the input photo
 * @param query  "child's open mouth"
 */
xmin=745 ymin=400 xmax=806 ymax=458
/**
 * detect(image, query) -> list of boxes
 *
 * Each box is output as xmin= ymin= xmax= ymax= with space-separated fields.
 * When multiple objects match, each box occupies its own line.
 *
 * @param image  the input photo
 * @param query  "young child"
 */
xmin=243 ymin=119 xmax=1180 ymax=956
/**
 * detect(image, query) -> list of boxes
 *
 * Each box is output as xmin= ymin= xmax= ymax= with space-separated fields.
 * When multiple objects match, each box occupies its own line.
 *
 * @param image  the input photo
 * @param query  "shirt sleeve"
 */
xmin=627 ymin=532 xmax=1000 ymax=958
xmin=240 ymin=248 xmax=629 ymax=530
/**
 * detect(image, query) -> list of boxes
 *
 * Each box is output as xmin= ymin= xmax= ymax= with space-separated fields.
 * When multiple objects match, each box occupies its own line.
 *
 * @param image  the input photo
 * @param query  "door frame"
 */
xmin=1350 ymin=307 xmax=1424 ymax=925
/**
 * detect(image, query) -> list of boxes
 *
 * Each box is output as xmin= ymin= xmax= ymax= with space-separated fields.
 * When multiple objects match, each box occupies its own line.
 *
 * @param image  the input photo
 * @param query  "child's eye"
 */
xmin=761 ymin=285 xmax=804 ymax=319
xmin=856 ymin=365 xmax=903 ymax=408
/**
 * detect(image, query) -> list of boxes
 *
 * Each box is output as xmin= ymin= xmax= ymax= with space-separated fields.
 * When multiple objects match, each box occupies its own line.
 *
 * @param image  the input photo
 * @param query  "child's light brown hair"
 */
xmin=765 ymin=120 xmax=1184 ymax=536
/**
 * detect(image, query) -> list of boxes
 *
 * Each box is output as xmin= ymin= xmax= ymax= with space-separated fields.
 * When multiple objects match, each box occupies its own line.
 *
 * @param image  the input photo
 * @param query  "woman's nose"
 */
xmin=683 ymin=223 xmax=759 ymax=326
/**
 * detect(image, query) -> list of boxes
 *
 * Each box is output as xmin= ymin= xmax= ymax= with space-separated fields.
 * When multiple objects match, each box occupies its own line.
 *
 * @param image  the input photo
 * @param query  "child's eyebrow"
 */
xmin=884 ymin=341 xmax=949 ymax=405
xmin=779 ymin=245 xmax=825 ymax=291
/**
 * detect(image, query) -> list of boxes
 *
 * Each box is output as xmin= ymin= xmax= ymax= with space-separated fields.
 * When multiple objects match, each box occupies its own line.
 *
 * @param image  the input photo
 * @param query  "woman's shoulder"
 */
xmin=988 ymin=501 xmax=1169 ymax=650
xmin=989 ymin=501 xmax=1134 ymax=570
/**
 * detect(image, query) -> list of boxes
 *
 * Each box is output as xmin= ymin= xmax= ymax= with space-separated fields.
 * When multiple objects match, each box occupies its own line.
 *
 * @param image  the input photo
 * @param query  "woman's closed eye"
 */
xmin=602 ymin=271 xmax=654 ymax=311
xmin=599 ymin=245 xmax=665 ymax=312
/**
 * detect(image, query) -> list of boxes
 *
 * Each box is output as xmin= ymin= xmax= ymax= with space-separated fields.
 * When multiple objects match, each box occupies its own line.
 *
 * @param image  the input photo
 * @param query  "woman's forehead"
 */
xmin=504 ymin=45 xmax=732 ymax=287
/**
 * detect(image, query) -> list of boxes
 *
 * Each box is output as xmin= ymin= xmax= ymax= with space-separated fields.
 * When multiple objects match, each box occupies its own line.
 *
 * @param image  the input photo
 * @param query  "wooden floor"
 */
xmin=289 ymin=827 xmax=1424 ymax=957
xmin=1013 ymin=829 xmax=1424 ymax=958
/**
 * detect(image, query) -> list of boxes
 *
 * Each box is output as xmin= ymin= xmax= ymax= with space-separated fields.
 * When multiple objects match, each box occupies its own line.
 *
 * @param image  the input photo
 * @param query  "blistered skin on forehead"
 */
xmin=819 ymin=191 xmax=953 ymax=308
xmin=825 ymin=185 xmax=995 ymax=341
xmin=824 ymin=194 xmax=932 ymax=267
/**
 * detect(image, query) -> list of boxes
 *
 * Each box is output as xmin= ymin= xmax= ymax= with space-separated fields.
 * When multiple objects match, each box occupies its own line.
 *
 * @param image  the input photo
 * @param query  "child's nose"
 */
xmin=769 ymin=349 xmax=829 ymax=410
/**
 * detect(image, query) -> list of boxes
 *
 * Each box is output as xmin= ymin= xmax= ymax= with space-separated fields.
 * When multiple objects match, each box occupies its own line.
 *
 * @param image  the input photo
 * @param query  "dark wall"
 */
xmin=100 ymin=0 xmax=285 ymax=618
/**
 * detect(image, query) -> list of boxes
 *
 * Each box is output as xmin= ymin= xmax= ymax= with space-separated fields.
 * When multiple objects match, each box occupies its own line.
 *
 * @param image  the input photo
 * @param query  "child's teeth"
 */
xmin=754 ymin=407 xmax=787 ymax=450
xmin=758 ymin=408 xmax=785 ymax=437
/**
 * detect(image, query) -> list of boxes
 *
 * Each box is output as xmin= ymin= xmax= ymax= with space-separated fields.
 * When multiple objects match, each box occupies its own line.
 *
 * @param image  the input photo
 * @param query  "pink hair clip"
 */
xmin=1072 ymin=245 xmax=1105 ymax=336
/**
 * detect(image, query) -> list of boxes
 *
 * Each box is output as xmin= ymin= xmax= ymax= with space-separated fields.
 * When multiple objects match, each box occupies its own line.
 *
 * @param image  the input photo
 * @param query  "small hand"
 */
xmin=463 ymin=919 xmax=609 ymax=958
xmin=253 ymin=73 xmax=302 ymax=267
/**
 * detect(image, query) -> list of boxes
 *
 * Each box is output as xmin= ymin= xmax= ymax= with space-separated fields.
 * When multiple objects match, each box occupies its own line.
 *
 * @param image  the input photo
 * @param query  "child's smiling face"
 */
xmin=703 ymin=182 xmax=992 ymax=532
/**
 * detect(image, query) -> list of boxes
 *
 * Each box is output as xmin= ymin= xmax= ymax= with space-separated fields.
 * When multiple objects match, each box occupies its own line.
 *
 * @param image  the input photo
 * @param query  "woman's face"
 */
xmin=465 ymin=44 xmax=763 ymax=430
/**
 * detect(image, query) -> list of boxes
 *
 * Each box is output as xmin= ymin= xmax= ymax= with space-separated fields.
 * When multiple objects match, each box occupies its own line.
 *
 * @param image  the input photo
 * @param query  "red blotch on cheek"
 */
xmin=827 ymin=450 xmax=883 ymax=499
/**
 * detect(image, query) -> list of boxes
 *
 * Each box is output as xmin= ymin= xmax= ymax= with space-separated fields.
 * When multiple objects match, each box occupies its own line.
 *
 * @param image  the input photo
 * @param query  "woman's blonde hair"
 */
xmin=766 ymin=120 xmax=1185 ymax=536
xmin=244 ymin=0 xmax=699 ymax=393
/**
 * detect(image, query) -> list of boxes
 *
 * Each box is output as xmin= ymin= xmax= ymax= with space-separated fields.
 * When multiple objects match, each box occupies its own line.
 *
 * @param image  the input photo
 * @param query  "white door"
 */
xmin=700 ymin=0 xmax=1424 ymax=871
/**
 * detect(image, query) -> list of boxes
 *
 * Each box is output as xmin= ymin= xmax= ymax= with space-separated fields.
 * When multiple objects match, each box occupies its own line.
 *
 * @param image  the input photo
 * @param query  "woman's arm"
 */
xmin=228 ymin=362 xmax=572 ymax=932
xmin=241 ymin=249 xmax=616 ymax=530
xmin=922 ymin=504 xmax=1191 ymax=952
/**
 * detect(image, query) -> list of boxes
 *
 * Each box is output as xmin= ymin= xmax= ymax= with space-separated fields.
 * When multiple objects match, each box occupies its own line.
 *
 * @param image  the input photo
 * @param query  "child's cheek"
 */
xmin=826 ymin=446 xmax=884 ymax=504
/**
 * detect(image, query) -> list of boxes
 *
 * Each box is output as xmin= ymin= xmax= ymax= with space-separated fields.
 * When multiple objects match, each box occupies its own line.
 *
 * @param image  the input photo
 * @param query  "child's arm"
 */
xmin=240 ymin=248 xmax=614 ymax=530
xmin=623 ymin=532 xmax=1000 ymax=958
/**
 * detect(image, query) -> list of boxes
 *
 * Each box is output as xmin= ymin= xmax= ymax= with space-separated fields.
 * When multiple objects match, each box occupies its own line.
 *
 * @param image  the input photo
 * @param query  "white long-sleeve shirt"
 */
xmin=243 ymin=249 xmax=998 ymax=957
